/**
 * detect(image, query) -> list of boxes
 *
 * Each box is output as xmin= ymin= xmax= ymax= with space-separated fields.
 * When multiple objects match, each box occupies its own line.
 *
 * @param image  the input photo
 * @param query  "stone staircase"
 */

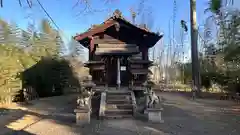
xmin=104 ymin=91 xmax=134 ymax=119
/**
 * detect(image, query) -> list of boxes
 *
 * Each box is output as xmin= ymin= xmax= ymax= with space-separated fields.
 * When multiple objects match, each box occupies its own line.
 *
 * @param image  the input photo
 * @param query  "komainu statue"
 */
xmin=77 ymin=90 xmax=92 ymax=107
xmin=147 ymin=89 xmax=161 ymax=108
xmin=143 ymin=74 xmax=162 ymax=109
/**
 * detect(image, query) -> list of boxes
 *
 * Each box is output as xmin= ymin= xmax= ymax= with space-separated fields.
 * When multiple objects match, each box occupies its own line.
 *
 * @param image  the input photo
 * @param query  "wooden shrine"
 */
xmin=74 ymin=10 xmax=163 ymax=90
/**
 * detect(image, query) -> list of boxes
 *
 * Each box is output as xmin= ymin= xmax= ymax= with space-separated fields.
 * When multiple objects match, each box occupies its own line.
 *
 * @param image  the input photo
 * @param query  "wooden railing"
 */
xmin=99 ymin=92 xmax=106 ymax=118
xmin=130 ymin=91 xmax=137 ymax=117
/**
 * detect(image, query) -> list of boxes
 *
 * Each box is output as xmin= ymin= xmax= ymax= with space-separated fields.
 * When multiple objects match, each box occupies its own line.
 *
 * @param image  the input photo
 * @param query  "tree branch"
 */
xmin=72 ymin=0 xmax=81 ymax=9
xmin=18 ymin=0 xmax=22 ymax=7
xmin=26 ymin=0 xmax=32 ymax=8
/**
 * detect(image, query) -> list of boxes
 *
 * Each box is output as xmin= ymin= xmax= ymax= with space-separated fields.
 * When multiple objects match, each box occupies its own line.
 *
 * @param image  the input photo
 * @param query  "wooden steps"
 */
xmin=104 ymin=114 xmax=133 ymax=119
xmin=104 ymin=91 xmax=134 ymax=119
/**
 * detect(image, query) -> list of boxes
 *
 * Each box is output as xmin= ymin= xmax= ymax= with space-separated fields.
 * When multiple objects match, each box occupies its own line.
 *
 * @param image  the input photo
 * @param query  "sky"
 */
xmin=0 ymin=0 xmax=239 ymax=61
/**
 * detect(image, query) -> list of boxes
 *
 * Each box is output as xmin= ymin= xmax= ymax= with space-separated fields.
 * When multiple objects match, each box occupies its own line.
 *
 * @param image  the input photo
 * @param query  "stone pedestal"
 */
xmin=146 ymin=108 xmax=164 ymax=123
xmin=74 ymin=107 xmax=90 ymax=126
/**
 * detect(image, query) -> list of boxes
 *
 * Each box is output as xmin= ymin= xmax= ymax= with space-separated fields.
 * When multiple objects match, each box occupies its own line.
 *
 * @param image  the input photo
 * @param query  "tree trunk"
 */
xmin=190 ymin=0 xmax=201 ymax=97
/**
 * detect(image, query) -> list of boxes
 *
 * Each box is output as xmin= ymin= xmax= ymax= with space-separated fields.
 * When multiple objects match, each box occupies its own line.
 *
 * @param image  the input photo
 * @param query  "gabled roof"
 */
xmin=74 ymin=10 xmax=163 ymax=48
xmin=74 ymin=19 xmax=116 ymax=41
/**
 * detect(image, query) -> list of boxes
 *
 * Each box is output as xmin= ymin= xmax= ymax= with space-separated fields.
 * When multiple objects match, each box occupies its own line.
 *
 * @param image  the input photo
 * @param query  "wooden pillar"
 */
xmin=117 ymin=57 xmax=121 ymax=90
xmin=88 ymin=36 xmax=94 ymax=60
xmin=141 ymin=46 xmax=149 ymax=61
xmin=131 ymin=74 xmax=134 ymax=89
xmin=128 ymin=62 xmax=132 ymax=89
xmin=105 ymin=57 xmax=108 ymax=88
xmin=141 ymin=46 xmax=149 ymax=83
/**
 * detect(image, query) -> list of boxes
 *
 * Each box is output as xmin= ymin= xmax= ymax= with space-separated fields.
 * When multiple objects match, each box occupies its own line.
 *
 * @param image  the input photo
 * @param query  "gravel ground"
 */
xmin=2 ymin=92 xmax=240 ymax=135
xmin=145 ymin=92 xmax=240 ymax=135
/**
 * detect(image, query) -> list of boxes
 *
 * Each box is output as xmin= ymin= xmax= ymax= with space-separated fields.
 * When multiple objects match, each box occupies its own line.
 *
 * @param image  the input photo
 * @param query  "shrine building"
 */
xmin=74 ymin=10 xmax=163 ymax=90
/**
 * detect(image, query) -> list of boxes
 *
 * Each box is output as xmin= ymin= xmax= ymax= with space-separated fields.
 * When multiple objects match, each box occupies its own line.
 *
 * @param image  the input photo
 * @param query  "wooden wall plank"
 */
xmin=98 ymin=44 xmax=137 ymax=48
xmin=95 ymin=47 xmax=139 ymax=54
xmin=129 ymin=64 xmax=143 ymax=69
xmin=93 ymin=38 xmax=125 ymax=44
xmin=89 ymin=65 xmax=105 ymax=70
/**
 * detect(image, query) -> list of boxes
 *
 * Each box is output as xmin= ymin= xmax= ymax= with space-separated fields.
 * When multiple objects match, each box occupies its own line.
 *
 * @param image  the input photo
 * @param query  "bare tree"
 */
xmin=0 ymin=0 xmax=32 ymax=8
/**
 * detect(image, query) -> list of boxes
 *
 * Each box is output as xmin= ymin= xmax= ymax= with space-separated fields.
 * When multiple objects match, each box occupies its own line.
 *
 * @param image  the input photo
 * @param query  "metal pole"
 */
xmin=190 ymin=0 xmax=200 ymax=97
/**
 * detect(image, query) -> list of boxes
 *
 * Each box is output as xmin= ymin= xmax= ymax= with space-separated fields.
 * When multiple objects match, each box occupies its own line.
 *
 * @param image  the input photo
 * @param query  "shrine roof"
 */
xmin=74 ymin=10 xmax=163 ymax=48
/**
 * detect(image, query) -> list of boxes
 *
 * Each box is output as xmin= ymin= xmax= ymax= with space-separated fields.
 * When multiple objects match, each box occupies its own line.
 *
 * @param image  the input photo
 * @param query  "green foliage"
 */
xmin=207 ymin=0 xmax=222 ymax=14
xmin=175 ymin=62 xmax=192 ymax=84
xmin=20 ymin=58 xmax=81 ymax=97
xmin=178 ymin=10 xmax=240 ymax=93
xmin=0 ymin=18 xmax=73 ymax=103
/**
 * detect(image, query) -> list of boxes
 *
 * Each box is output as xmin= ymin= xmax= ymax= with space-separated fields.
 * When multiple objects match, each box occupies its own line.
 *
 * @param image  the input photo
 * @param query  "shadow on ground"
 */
xmin=1 ymin=94 xmax=168 ymax=135
xmin=0 ymin=95 xmax=78 ymax=135
xmin=152 ymin=92 xmax=240 ymax=135
xmin=1 ymin=93 xmax=240 ymax=135
xmin=0 ymin=108 xmax=36 ymax=135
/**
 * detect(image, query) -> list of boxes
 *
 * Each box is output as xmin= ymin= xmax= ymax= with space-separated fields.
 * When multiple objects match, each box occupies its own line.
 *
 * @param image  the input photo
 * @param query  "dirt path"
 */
xmin=1 ymin=93 xmax=240 ymax=135
xmin=0 ymin=95 xmax=77 ymax=135
xmin=149 ymin=92 xmax=240 ymax=135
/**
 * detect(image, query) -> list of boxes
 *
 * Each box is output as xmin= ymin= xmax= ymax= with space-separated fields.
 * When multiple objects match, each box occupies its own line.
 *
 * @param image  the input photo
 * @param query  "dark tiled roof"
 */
xmin=74 ymin=9 xmax=162 ymax=42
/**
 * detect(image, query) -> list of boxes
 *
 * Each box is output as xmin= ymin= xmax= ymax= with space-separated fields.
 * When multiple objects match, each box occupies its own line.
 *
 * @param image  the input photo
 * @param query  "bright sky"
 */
xmin=0 ymin=0 xmax=210 ymax=41
xmin=0 ymin=0 xmax=239 ymax=61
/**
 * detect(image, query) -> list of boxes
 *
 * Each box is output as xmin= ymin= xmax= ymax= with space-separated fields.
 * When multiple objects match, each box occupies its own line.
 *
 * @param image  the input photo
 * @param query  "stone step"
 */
xmin=107 ymin=91 xmax=131 ymax=95
xmin=104 ymin=114 xmax=133 ymax=119
xmin=106 ymin=99 xmax=132 ymax=104
xmin=107 ymin=95 xmax=132 ymax=100
xmin=105 ymin=109 xmax=133 ymax=115
xmin=107 ymin=93 xmax=131 ymax=97
xmin=107 ymin=94 xmax=131 ymax=97
xmin=106 ymin=104 xmax=133 ymax=110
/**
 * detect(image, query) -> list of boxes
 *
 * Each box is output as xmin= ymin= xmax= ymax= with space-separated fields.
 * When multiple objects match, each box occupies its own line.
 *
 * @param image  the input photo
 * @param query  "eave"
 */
xmin=74 ymin=16 xmax=163 ymax=49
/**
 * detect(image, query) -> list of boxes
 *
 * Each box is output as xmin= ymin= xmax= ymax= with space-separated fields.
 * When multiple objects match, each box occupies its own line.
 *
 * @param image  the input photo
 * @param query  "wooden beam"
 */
xmin=129 ymin=64 xmax=143 ymax=69
xmin=98 ymin=44 xmax=137 ymax=48
xmin=95 ymin=47 xmax=139 ymax=54
xmin=128 ymin=59 xmax=153 ymax=64
xmin=129 ymin=69 xmax=152 ymax=75
xmin=88 ymin=65 xmax=105 ymax=70
xmin=74 ymin=20 xmax=115 ymax=41
xmin=131 ymin=52 xmax=142 ymax=59
xmin=91 ymin=67 xmax=105 ymax=70
xmin=93 ymin=38 xmax=125 ymax=44
xmin=84 ymin=61 xmax=104 ymax=65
